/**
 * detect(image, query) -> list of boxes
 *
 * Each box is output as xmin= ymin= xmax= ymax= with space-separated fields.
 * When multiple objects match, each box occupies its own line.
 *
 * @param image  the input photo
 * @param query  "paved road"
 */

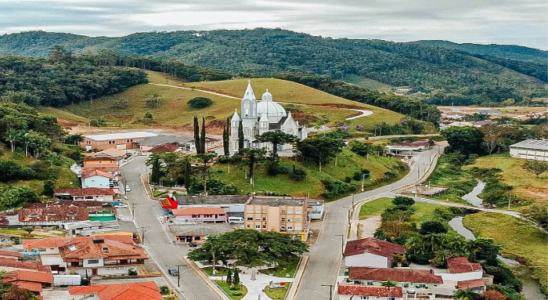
xmin=122 ymin=155 xmax=219 ymax=300
xmin=295 ymin=148 xmax=441 ymax=300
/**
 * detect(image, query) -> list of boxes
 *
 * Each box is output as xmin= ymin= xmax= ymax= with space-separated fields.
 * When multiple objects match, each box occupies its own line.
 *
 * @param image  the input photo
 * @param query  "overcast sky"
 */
xmin=1 ymin=0 xmax=546 ymax=50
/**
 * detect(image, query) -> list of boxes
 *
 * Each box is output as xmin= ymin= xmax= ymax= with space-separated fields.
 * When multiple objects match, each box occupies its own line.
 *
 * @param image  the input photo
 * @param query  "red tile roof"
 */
xmin=344 ymin=238 xmax=406 ymax=258
xmin=69 ymin=282 xmax=163 ymax=300
xmin=82 ymin=166 xmax=120 ymax=173
xmin=338 ymin=285 xmax=403 ymax=297
xmin=24 ymin=235 xmax=132 ymax=250
xmin=447 ymin=257 xmax=483 ymax=274
xmin=348 ymin=267 xmax=443 ymax=284
xmin=148 ymin=143 xmax=179 ymax=153
xmin=0 ymin=258 xmax=51 ymax=272
xmin=172 ymin=207 xmax=226 ymax=216
xmin=82 ymin=169 xmax=115 ymax=179
xmin=0 ymin=250 xmax=23 ymax=258
xmin=55 ymin=188 xmax=116 ymax=196
xmin=457 ymin=279 xmax=486 ymax=289
xmin=3 ymin=270 xmax=53 ymax=284
xmin=9 ymin=281 xmax=43 ymax=293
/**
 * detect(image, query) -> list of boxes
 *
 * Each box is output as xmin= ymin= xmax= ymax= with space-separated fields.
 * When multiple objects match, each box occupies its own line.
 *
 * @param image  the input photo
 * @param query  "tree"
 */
xmin=0 ymin=186 xmax=39 ymax=210
xmin=256 ymin=131 xmax=298 ymax=159
xmin=183 ymin=158 xmax=192 ymax=190
xmin=193 ymin=116 xmax=202 ymax=154
xmin=233 ymin=268 xmax=240 ymax=286
xmin=419 ymin=221 xmax=447 ymax=235
xmin=150 ymin=154 xmax=162 ymax=184
xmin=222 ymin=125 xmax=230 ymax=156
xmin=5 ymin=129 xmax=25 ymax=153
xmin=201 ymin=117 xmax=207 ymax=153
xmin=521 ymin=159 xmax=548 ymax=178
xmin=48 ymin=45 xmax=71 ymax=63
xmin=23 ymin=131 xmax=50 ymax=158
xmin=238 ymin=120 xmax=244 ymax=151
xmin=350 ymin=140 xmax=373 ymax=158
xmin=296 ymin=136 xmax=345 ymax=170
xmin=142 ymin=112 xmax=153 ymax=124
xmin=1 ymin=284 xmax=37 ymax=300
xmin=42 ymin=180 xmax=55 ymax=198
xmin=145 ymin=93 xmax=162 ymax=109
xmin=159 ymin=286 xmax=170 ymax=295
xmin=0 ymin=160 xmax=22 ymax=182
xmin=188 ymin=97 xmax=213 ymax=109
xmin=481 ymin=124 xmax=504 ymax=155
xmin=381 ymin=280 xmax=397 ymax=298
xmin=441 ymin=126 xmax=484 ymax=156
xmin=226 ymin=268 xmax=233 ymax=286
xmin=65 ymin=134 xmax=84 ymax=146
xmin=392 ymin=196 xmax=415 ymax=207
xmin=482 ymin=290 xmax=507 ymax=300
xmin=241 ymin=148 xmax=266 ymax=184
xmin=195 ymin=153 xmax=217 ymax=195
xmin=467 ymin=238 xmax=501 ymax=265
xmin=522 ymin=203 xmax=548 ymax=230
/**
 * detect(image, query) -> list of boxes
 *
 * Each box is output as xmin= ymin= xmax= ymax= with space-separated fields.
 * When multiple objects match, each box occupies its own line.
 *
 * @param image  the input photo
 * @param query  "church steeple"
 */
xmin=241 ymin=80 xmax=257 ymax=119
xmin=243 ymin=79 xmax=256 ymax=100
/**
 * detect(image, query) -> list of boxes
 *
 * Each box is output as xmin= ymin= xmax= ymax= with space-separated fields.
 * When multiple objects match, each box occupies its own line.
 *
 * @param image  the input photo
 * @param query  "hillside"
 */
xmin=62 ymin=71 xmax=406 ymax=132
xmin=0 ymin=29 xmax=546 ymax=105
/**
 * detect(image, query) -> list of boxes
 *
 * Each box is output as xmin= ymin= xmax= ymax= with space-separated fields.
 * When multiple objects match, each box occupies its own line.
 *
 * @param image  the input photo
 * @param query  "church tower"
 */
xmin=230 ymin=109 xmax=240 ymax=153
xmin=241 ymin=80 xmax=257 ymax=119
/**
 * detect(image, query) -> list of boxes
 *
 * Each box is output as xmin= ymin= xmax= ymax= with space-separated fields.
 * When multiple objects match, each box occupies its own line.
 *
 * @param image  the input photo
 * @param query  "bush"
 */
xmin=188 ymin=97 xmax=213 ymax=109
xmin=159 ymin=286 xmax=170 ymax=295
xmin=392 ymin=196 xmax=415 ymax=207
xmin=322 ymin=181 xmax=356 ymax=199
xmin=353 ymin=169 xmax=370 ymax=181
xmin=267 ymin=162 xmax=289 ymax=176
xmin=289 ymin=167 xmax=307 ymax=181
xmin=232 ymin=291 xmax=243 ymax=296
xmin=128 ymin=268 xmax=137 ymax=276
xmin=344 ymin=176 xmax=352 ymax=183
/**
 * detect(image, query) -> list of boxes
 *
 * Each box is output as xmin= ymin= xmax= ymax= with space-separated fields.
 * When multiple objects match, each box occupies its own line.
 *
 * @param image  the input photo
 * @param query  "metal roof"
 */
xmin=510 ymin=139 xmax=548 ymax=151
xmin=84 ymin=132 xmax=157 ymax=141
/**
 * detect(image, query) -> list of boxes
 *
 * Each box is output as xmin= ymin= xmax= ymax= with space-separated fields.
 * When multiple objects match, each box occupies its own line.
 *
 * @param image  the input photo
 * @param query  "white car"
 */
xmin=115 ymin=204 xmax=128 ymax=208
xmin=125 ymin=185 xmax=131 ymax=192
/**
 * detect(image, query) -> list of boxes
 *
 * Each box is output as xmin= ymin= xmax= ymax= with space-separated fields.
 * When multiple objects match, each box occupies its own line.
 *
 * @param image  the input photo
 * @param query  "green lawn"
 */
xmin=258 ymin=259 xmax=299 ymax=278
xmin=264 ymin=283 xmax=291 ymax=300
xmin=214 ymin=281 xmax=247 ymax=300
xmin=202 ymin=267 xmax=230 ymax=276
xmin=359 ymin=197 xmax=455 ymax=225
xmin=463 ymin=212 xmax=548 ymax=295
xmin=211 ymin=148 xmax=407 ymax=198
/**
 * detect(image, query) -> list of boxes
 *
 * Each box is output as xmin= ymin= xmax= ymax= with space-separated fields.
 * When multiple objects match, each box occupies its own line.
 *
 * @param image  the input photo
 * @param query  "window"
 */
xmin=262 ymin=217 xmax=266 ymax=221
xmin=367 ymin=281 xmax=373 ymax=286
xmin=255 ymin=225 xmax=261 ymax=229
xmin=87 ymin=259 xmax=99 ymax=264
xmin=255 ymin=209 xmax=261 ymax=213
xmin=287 ymin=219 xmax=291 ymax=222
xmin=287 ymin=227 xmax=293 ymax=231
xmin=281 ymin=210 xmax=286 ymax=214
xmin=281 ymin=218 xmax=285 ymax=221
xmin=295 ymin=226 xmax=301 ymax=230
xmin=360 ymin=296 xmax=368 ymax=300
xmin=262 ymin=225 xmax=266 ymax=229
xmin=103 ymin=248 xmax=109 ymax=253
xmin=192 ymin=214 xmax=198 ymax=218
xmin=247 ymin=217 xmax=253 ymax=221
xmin=296 ymin=210 xmax=302 ymax=214
xmin=255 ymin=218 xmax=261 ymax=221
xmin=287 ymin=210 xmax=293 ymax=214
xmin=247 ymin=224 xmax=250 ymax=228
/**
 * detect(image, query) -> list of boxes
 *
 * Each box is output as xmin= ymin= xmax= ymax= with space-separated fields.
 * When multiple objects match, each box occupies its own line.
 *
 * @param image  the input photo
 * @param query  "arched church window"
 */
xmin=245 ymin=108 xmax=249 ymax=116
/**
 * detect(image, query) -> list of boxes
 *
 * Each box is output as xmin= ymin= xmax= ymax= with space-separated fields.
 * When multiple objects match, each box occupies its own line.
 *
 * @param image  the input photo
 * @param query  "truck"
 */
xmin=54 ymin=275 xmax=82 ymax=287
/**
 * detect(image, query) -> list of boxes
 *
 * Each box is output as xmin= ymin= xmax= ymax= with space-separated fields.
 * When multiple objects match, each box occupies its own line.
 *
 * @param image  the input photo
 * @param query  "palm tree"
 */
xmin=381 ymin=280 xmax=397 ymax=299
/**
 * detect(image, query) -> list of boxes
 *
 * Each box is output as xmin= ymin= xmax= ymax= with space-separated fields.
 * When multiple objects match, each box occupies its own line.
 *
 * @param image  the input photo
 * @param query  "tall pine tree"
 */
xmin=193 ymin=116 xmax=201 ymax=154
xmin=222 ymin=126 xmax=229 ymax=156
xmin=184 ymin=158 xmax=192 ymax=191
xmin=201 ymin=117 xmax=207 ymax=153
xmin=150 ymin=154 xmax=162 ymax=184
xmin=238 ymin=120 xmax=244 ymax=151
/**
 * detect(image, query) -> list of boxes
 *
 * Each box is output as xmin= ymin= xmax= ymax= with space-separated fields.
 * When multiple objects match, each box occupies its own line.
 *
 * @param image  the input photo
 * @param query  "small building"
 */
xmin=81 ymin=132 xmax=157 ymax=151
xmin=0 ymin=250 xmax=22 ymax=261
xmin=148 ymin=143 xmax=180 ymax=153
xmin=54 ymin=188 xmax=117 ymax=202
xmin=337 ymin=285 xmax=403 ymax=300
xmin=172 ymin=207 xmax=228 ymax=223
xmin=92 ymin=148 xmax=127 ymax=160
xmin=81 ymin=170 xmax=115 ymax=189
xmin=344 ymin=238 xmax=406 ymax=268
xmin=509 ymin=139 xmax=548 ymax=161
xmin=2 ymin=269 xmax=54 ymax=297
xmin=170 ymin=223 xmax=234 ymax=244
xmin=18 ymin=202 xmax=114 ymax=225
xmin=136 ymin=135 xmax=192 ymax=152
xmin=63 ymin=220 xmax=121 ymax=236
xmin=69 ymin=281 xmax=163 ymax=300
xmin=0 ymin=259 xmax=52 ymax=273
xmin=82 ymin=156 xmax=119 ymax=174
xmin=457 ymin=278 xmax=487 ymax=293
xmin=438 ymin=257 xmax=483 ymax=282
xmin=185 ymin=137 xmax=222 ymax=153
xmin=386 ymin=139 xmax=433 ymax=154
xmin=307 ymin=199 xmax=325 ymax=220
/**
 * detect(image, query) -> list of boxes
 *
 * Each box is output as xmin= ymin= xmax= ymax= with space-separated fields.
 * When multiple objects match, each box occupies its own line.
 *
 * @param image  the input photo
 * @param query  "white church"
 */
xmin=230 ymin=80 xmax=308 ymax=153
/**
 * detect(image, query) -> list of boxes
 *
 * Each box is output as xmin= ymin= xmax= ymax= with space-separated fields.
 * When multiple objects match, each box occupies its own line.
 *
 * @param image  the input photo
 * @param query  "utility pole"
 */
xmin=321 ymin=284 xmax=334 ymax=300
xmin=132 ymin=203 xmax=136 ymax=220
xmin=352 ymin=194 xmax=355 ymax=207
xmin=176 ymin=265 xmax=185 ymax=288
xmin=361 ymin=174 xmax=366 ymax=192
xmin=139 ymin=226 xmax=148 ymax=244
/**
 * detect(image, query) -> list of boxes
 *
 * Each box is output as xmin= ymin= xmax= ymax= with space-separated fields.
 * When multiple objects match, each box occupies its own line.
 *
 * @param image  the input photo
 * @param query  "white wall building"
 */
xmin=509 ymin=139 xmax=548 ymax=161
xmin=230 ymin=81 xmax=307 ymax=153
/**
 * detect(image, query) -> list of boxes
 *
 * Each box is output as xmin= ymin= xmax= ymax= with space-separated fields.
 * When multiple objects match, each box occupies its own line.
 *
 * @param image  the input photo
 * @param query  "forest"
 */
xmin=1 ymin=29 xmax=546 ymax=105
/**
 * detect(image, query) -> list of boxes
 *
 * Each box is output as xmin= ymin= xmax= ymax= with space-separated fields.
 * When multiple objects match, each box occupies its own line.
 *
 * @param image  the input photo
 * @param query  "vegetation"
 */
xmin=464 ymin=212 xmax=548 ymax=296
xmin=258 ymin=257 xmax=299 ymax=277
xmin=264 ymin=283 xmax=291 ymax=300
xmin=3 ymin=29 xmax=545 ymax=103
xmin=188 ymin=97 xmax=213 ymax=109
xmin=521 ymin=160 xmax=548 ymax=178
xmin=215 ymin=280 xmax=247 ymax=300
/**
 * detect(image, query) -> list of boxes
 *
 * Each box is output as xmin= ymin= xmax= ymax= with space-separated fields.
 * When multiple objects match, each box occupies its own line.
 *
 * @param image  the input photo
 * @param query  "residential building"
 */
xmin=135 ymin=135 xmax=191 ymax=152
xmin=92 ymin=148 xmax=127 ymax=160
xmin=18 ymin=202 xmax=113 ymax=225
xmin=244 ymin=196 xmax=309 ymax=241
xmin=23 ymin=236 xmax=147 ymax=277
xmin=171 ymin=207 xmax=228 ymax=223
xmin=2 ymin=269 xmax=54 ymax=297
xmin=82 ymin=170 xmax=115 ymax=188
xmin=440 ymin=257 xmax=483 ymax=281
xmin=81 ymin=132 xmax=157 ymax=151
xmin=69 ymin=282 xmax=163 ymax=300
xmin=82 ymin=156 xmax=119 ymax=173
xmin=0 ymin=259 xmax=51 ymax=273
xmin=509 ymin=139 xmax=548 ymax=161
xmin=337 ymin=285 xmax=403 ymax=300
xmin=230 ymin=81 xmax=307 ymax=153
xmin=171 ymin=223 xmax=234 ymax=244
xmin=54 ymin=188 xmax=117 ymax=202
xmin=344 ymin=238 xmax=406 ymax=268
xmin=0 ymin=250 xmax=23 ymax=261
xmin=307 ymin=199 xmax=325 ymax=220
xmin=148 ymin=142 xmax=180 ymax=153
xmin=457 ymin=279 xmax=487 ymax=293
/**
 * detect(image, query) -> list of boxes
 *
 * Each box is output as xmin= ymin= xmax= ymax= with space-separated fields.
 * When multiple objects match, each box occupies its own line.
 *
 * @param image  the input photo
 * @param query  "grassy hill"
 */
xmin=61 ymin=71 xmax=405 ymax=132
xmin=0 ymin=29 xmax=546 ymax=103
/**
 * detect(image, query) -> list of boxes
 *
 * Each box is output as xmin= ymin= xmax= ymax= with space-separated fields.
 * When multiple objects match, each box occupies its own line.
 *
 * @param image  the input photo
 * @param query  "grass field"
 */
xmin=463 ymin=154 xmax=548 ymax=206
xmin=258 ymin=259 xmax=299 ymax=277
xmin=264 ymin=283 xmax=291 ymax=300
xmin=210 ymin=148 xmax=406 ymax=198
xmin=214 ymin=281 xmax=247 ymax=300
xmin=358 ymin=197 xmax=452 ymax=225
xmin=463 ymin=212 xmax=548 ymax=294
xmin=38 ymin=106 xmax=90 ymax=124
xmin=343 ymin=74 xmax=394 ymax=92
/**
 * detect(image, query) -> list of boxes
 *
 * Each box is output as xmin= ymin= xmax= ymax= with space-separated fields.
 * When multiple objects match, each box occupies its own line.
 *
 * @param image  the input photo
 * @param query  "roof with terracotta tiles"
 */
xmin=18 ymin=202 xmax=90 ymax=222
xmin=9 ymin=281 xmax=43 ymax=293
xmin=2 ymin=270 xmax=54 ymax=289
xmin=457 ymin=279 xmax=486 ymax=289
xmin=0 ymin=250 xmax=23 ymax=258
xmin=447 ymin=257 xmax=483 ymax=274
xmin=344 ymin=237 xmax=406 ymax=258
xmin=172 ymin=207 xmax=226 ymax=216
xmin=0 ymin=259 xmax=51 ymax=272
xmin=148 ymin=143 xmax=179 ymax=153
xmin=69 ymin=282 xmax=163 ymax=300
xmin=337 ymin=285 xmax=403 ymax=297
xmin=348 ymin=267 xmax=443 ymax=284
xmin=93 ymin=148 xmax=126 ymax=158
xmin=55 ymin=188 xmax=116 ymax=196
xmin=82 ymin=169 xmax=115 ymax=179
xmin=23 ymin=235 xmax=133 ymax=250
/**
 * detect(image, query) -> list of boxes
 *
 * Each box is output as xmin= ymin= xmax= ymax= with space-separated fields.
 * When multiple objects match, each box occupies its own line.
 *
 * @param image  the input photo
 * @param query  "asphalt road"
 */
xmin=295 ymin=147 xmax=441 ymax=300
xmin=122 ymin=155 xmax=220 ymax=300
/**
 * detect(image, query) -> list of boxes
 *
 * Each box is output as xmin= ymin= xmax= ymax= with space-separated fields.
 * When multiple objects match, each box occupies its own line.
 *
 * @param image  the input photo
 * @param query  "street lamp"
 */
xmin=361 ymin=173 xmax=367 ymax=192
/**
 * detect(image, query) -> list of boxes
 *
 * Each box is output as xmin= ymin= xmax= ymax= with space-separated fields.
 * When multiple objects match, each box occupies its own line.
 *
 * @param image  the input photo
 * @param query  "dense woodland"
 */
xmin=1 ymin=29 xmax=546 ymax=106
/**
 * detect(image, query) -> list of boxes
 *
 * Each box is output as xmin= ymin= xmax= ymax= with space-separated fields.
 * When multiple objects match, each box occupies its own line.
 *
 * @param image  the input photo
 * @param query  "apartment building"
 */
xmin=244 ymin=196 xmax=309 ymax=241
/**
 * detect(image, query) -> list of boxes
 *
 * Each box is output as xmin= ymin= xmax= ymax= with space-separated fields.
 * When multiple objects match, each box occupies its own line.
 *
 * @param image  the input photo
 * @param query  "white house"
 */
xmin=81 ymin=170 xmax=114 ymax=188
xmin=230 ymin=81 xmax=307 ymax=153
xmin=509 ymin=139 xmax=548 ymax=161
xmin=344 ymin=238 xmax=406 ymax=268
xmin=436 ymin=257 xmax=484 ymax=282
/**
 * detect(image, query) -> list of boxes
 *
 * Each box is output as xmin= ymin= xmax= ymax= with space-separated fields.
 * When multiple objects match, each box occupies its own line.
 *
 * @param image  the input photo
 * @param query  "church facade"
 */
xmin=230 ymin=81 xmax=307 ymax=153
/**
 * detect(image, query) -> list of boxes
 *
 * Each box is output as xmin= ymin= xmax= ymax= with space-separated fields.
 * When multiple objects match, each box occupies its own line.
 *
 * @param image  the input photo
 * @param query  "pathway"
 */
xmin=209 ymin=268 xmax=295 ymax=300
xmin=345 ymin=109 xmax=373 ymax=120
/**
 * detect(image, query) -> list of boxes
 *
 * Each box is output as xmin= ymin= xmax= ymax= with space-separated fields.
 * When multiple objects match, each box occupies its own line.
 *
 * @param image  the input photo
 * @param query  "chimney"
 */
xmin=430 ymin=269 xmax=433 ymax=274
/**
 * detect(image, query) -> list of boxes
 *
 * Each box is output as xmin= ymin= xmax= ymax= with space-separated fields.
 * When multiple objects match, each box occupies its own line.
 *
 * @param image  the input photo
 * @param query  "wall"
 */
xmin=510 ymin=148 xmax=548 ymax=161
xmin=437 ymin=271 xmax=483 ymax=282
xmin=83 ymin=258 xmax=104 ymax=268
xmin=345 ymin=253 xmax=390 ymax=268
xmin=73 ymin=195 xmax=114 ymax=202
xmin=97 ymin=266 xmax=131 ymax=276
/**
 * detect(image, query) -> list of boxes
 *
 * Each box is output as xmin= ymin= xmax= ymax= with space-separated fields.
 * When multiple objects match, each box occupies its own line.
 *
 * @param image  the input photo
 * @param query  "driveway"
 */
xmin=122 ymin=156 xmax=219 ymax=300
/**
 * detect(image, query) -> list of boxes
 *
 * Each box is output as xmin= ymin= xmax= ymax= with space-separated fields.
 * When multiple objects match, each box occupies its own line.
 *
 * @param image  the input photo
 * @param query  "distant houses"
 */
xmin=81 ymin=132 xmax=157 ymax=151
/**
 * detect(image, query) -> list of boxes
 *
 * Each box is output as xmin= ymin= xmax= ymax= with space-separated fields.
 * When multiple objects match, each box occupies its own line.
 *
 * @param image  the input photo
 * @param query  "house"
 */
xmin=172 ymin=207 xmax=228 ymax=223
xmin=82 ymin=156 xmax=119 ymax=173
xmin=337 ymin=285 xmax=403 ymax=300
xmin=457 ymin=279 xmax=487 ymax=293
xmin=69 ymin=282 xmax=163 ymax=300
xmin=82 ymin=170 xmax=115 ymax=188
xmin=0 ymin=258 xmax=51 ymax=273
xmin=18 ymin=202 xmax=113 ymax=225
xmin=307 ymin=199 xmax=325 ymax=220
xmin=81 ymin=132 xmax=157 ymax=151
xmin=171 ymin=223 xmax=234 ymax=244
xmin=63 ymin=220 xmax=121 ymax=236
xmin=346 ymin=267 xmax=444 ymax=288
xmin=92 ymin=148 xmax=127 ymax=160
xmin=344 ymin=238 xmax=406 ymax=268
xmin=54 ymin=188 xmax=117 ymax=202
xmin=509 ymin=139 xmax=548 ymax=161
xmin=148 ymin=143 xmax=180 ymax=153
xmin=438 ymin=257 xmax=483 ymax=282
xmin=2 ymin=269 xmax=54 ymax=297
xmin=0 ymin=250 xmax=23 ymax=261
xmin=23 ymin=235 xmax=147 ymax=277
xmin=244 ymin=196 xmax=309 ymax=241
xmin=135 ymin=135 xmax=192 ymax=152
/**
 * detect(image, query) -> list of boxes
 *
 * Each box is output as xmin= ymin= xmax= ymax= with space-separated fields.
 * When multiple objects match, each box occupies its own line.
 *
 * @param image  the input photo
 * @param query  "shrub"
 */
xmin=289 ymin=167 xmax=307 ymax=181
xmin=232 ymin=291 xmax=243 ymax=296
xmin=322 ymin=181 xmax=356 ymax=199
xmin=188 ymin=97 xmax=213 ymax=109
xmin=128 ymin=268 xmax=137 ymax=276
xmin=344 ymin=176 xmax=352 ymax=183
xmin=159 ymin=286 xmax=170 ymax=295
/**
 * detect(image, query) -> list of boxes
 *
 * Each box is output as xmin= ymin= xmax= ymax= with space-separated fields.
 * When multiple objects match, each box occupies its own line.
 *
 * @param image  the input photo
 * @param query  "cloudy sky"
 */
xmin=1 ymin=0 xmax=546 ymax=49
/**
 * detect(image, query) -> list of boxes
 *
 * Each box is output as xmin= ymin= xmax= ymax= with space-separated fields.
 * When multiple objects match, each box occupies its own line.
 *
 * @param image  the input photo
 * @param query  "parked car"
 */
xmin=115 ymin=204 xmax=128 ymax=208
xmin=125 ymin=185 xmax=131 ymax=192
xmin=168 ymin=269 xmax=179 ymax=276
xmin=188 ymin=242 xmax=198 ymax=248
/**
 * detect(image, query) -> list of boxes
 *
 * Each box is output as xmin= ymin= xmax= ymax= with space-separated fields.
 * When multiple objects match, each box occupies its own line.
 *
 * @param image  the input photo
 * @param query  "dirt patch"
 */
xmin=357 ymin=215 xmax=382 ymax=239
xmin=291 ymin=111 xmax=318 ymax=126
xmin=57 ymin=118 xmax=78 ymax=127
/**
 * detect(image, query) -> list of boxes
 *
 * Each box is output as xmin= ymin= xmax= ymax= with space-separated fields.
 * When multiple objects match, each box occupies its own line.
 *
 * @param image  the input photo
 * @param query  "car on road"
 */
xmin=125 ymin=185 xmax=131 ymax=192
xmin=115 ymin=204 xmax=128 ymax=208
xmin=168 ymin=269 xmax=179 ymax=276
